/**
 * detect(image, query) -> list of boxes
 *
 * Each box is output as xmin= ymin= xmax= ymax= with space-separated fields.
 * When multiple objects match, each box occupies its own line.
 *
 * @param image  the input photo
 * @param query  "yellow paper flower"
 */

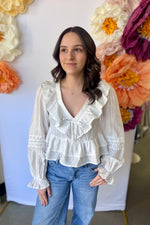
xmin=120 ymin=108 xmax=132 ymax=124
xmin=0 ymin=13 xmax=21 ymax=61
xmin=0 ymin=0 xmax=34 ymax=16
xmin=90 ymin=2 xmax=129 ymax=44
xmin=137 ymin=15 xmax=150 ymax=40
xmin=96 ymin=41 xmax=125 ymax=78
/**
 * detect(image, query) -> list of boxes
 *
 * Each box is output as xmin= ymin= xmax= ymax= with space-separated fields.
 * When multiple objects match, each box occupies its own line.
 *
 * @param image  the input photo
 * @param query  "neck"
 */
xmin=61 ymin=75 xmax=84 ymax=91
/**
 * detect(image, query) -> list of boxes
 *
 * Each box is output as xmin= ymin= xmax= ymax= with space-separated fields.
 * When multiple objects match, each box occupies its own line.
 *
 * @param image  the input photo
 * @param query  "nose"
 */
xmin=67 ymin=50 xmax=74 ymax=60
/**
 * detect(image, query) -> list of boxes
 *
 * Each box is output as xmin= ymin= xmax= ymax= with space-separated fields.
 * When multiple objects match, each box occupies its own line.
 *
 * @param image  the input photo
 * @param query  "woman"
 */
xmin=28 ymin=26 xmax=124 ymax=225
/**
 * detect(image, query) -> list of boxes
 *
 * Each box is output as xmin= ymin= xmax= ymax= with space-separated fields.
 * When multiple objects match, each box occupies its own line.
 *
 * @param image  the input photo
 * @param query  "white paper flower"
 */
xmin=0 ymin=13 xmax=21 ymax=61
xmin=90 ymin=2 xmax=129 ymax=44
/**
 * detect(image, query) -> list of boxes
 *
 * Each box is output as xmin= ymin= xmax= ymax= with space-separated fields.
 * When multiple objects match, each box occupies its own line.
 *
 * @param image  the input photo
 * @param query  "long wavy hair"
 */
xmin=51 ymin=26 xmax=102 ymax=103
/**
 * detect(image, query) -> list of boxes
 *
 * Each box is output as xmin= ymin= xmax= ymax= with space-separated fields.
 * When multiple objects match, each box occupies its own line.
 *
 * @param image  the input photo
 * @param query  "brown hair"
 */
xmin=51 ymin=26 xmax=102 ymax=103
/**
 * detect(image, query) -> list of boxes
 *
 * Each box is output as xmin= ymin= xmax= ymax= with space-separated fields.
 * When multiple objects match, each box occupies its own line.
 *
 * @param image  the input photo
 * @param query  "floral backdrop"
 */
xmin=0 ymin=0 xmax=150 ymax=131
xmin=90 ymin=0 xmax=150 ymax=131
xmin=0 ymin=0 xmax=34 ymax=93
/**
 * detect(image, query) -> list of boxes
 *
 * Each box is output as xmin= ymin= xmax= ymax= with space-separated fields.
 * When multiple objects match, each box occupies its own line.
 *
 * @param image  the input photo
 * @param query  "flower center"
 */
xmin=0 ymin=33 xmax=3 ymax=42
xmin=104 ymin=53 xmax=117 ymax=67
xmin=117 ymin=69 xmax=140 ymax=88
xmin=0 ymin=74 xmax=6 ymax=83
xmin=137 ymin=15 xmax=150 ymax=39
xmin=120 ymin=108 xmax=132 ymax=124
xmin=101 ymin=17 xmax=118 ymax=35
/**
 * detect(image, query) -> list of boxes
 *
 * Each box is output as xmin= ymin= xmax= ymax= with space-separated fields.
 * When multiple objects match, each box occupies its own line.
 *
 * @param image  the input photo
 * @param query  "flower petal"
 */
xmin=0 ymin=13 xmax=21 ymax=61
xmin=121 ymin=0 xmax=150 ymax=61
xmin=0 ymin=0 xmax=34 ymax=16
xmin=0 ymin=62 xmax=21 ymax=93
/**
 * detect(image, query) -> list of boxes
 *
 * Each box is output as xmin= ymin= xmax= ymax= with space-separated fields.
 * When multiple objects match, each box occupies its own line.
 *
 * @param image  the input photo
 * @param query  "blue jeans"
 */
xmin=32 ymin=161 xmax=99 ymax=225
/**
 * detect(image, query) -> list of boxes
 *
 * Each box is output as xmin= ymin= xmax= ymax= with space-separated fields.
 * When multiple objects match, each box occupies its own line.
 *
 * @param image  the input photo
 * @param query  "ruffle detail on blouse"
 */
xmin=45 ymin=134 xmax=103 ymax=166
xmin=28 ymin=178 xmax=50 ymax=189
xmin=41 ymin=80 xmax=110 ymax=139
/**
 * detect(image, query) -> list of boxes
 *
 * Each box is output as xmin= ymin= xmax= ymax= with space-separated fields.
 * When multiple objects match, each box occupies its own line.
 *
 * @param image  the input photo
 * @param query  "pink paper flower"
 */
xmin=96 ymin=41 xmax=125 ymax=78
xmin=106 ymin=0 xmax=140 ymax=13
xmin=121 ymin=0 xmax=150 ymax=61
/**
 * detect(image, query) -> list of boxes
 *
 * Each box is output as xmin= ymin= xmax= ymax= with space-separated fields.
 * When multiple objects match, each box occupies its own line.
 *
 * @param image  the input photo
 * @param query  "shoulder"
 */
xmin=37 ymin=80 xmax=57 ymax=104
xmin=98 ymin=80 xmax=116 ymax=97
xmin=97 ymin=79 xmax=111 ymax=97
xmin=40 ymin=79 xmax=56 ymax=90
xmin=39 ymin=79 xmax=57 ymax=96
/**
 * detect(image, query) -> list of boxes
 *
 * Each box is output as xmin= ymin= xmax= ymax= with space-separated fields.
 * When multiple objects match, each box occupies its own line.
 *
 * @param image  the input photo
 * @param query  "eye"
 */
xmin=75 ymin=48 xmax=82 ymax=52
xmin=60 ymin=48 xmax=67 ymax=53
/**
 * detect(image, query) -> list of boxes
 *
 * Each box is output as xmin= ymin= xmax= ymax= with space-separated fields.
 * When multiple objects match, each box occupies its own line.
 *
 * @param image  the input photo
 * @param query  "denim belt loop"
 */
xmin=56 ymin=160 xmax=59 ymax=164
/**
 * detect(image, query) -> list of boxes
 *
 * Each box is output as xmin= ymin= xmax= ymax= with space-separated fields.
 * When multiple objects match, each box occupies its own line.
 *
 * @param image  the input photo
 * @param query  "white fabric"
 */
xmin=28 ymin=79 xmax=124 ymax=189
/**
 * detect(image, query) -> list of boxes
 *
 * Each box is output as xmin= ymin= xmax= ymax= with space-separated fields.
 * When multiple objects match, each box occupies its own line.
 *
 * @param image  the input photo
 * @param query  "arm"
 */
xmin=98 ymin=86 xmax=125 ymax=184
xmin=28 ymin=86 xmax=50 ymax=189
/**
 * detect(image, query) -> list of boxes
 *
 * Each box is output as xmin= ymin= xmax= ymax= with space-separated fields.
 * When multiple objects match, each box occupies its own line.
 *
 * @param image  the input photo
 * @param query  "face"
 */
xmin=59 ymin=32 xmax=87 ymax=78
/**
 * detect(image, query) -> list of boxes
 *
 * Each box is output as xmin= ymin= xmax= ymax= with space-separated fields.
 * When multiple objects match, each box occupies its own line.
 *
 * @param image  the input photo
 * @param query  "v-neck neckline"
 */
xmin=56 ymin=81 xmax=89 ymax=120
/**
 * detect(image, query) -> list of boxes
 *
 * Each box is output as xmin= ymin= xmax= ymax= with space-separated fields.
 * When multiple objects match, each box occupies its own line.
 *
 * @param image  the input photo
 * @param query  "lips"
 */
xmin=66 ymin=63 xmax=76 ymax=66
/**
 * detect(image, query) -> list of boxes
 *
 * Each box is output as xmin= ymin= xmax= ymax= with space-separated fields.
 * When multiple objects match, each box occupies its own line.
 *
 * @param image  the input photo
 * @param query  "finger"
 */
xmin=90 ymin=179 xmax=106 ymax=187
xmin=89 ymin=175 xmax=106 ymax=186
xmin=47 ymin=187 xmax=51 ymax=197
xmin=90 ymin=179 xmax=101 ymax=186
xmin=38 ymin=189 xmax=48 ymax=206
xmin=40 ymin=196 xmax=48 ymax=207
xmin=42 ymin=192 xmax=48 ymax=206
xmin=89 ymin=175 xmax=101 ymax=185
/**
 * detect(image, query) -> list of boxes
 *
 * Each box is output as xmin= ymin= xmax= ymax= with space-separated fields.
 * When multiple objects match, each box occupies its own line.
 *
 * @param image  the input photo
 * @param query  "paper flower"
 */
xmin=104 ymin=53 xmax=150 ymax=108
xmin=121 ymin=0 xmax=150 ymax=61
xmin=0 ymin=0 xmax=34 ymax=16
xmin=90 ymin=2 xmax=129 ymax=44
xmin=106 ymin=0 xmax=140 ymax=13
xmin=0 ymin=13 xmax=21 ymax=61
xmin=96 ymin=41 xmax=125 ymax=78
xmin=0 ymin=62 xmax=21 ymax=93
xmin=120 ymin=107 xmax=143 ymax=131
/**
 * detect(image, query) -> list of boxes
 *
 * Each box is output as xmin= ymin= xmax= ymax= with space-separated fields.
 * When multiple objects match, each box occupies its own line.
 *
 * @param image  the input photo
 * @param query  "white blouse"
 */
xmin=28 ymin=79 xmax=124 ymax=189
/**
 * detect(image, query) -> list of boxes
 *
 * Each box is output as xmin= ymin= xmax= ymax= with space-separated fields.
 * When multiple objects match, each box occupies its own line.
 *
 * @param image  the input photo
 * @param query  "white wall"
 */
xmin=0 ymin=147 xmax=4 ymax=183
xmin=0 ymin=0 xmax=134 ymax=210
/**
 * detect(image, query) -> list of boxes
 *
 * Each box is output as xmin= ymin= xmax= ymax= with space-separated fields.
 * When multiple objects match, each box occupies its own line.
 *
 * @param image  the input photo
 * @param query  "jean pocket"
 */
xmin=48 ymin=160 xmax=57 ymax=167
xmin=86 ymin=164 xmax=98 ymax=172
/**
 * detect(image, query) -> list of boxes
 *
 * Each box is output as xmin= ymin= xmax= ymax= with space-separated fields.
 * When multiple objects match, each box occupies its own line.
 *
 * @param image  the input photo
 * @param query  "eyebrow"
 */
xmin=60 ymin=44 xmax=84 ymax=48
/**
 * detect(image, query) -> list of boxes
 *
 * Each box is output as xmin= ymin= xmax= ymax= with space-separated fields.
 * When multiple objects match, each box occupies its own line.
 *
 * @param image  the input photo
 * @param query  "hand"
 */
xmin=89 ymin=168 xmax=107 ymax=187
xmin=37 ymin=186 xmax=51 ymax=207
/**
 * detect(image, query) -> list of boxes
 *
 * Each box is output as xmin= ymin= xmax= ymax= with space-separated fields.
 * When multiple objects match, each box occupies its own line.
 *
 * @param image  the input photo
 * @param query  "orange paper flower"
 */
xmin=0 ymin=62 xmax=21 ymax=93
xmin=104 ymin=53 xmax=150 ymax=108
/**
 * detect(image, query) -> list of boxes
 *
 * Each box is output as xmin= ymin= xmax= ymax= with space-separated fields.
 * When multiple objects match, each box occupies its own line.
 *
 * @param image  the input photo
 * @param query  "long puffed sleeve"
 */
xmin=98 ymin=86 xmax=125 ymax=184
xmin=28 ymin=86 xmax=50 ymax=189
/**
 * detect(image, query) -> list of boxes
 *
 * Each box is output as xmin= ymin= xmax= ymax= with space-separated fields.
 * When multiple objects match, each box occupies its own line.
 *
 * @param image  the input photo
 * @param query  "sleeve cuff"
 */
xmin=28 ymin=178 xmax=50 ymax=189
xmin=98 ymin=164 xmax=114 ymax=185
